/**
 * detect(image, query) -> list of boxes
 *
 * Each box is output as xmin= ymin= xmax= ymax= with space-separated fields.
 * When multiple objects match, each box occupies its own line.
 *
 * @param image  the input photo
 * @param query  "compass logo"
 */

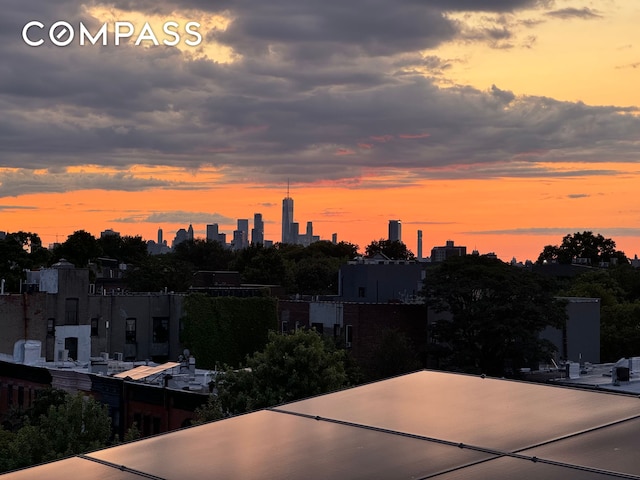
xmin=22 ymin=21 xmax=202 ymax=47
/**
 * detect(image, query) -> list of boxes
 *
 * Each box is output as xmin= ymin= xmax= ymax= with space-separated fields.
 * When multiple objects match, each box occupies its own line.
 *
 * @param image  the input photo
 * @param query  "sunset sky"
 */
xmin=2 ymin=0 xmax=640 ymax=261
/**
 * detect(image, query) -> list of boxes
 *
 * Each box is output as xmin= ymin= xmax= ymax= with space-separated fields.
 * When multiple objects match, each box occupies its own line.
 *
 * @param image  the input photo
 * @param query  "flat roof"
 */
xmin=113 ymin=362 xmax=180 ymax=380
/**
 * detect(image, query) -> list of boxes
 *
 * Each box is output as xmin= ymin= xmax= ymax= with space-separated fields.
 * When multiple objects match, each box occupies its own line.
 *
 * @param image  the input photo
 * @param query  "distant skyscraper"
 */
xmin=303 ymin=221 xmax=314 ymax=247
xmin=232 ymin=230 xmax=247 ymax=251
xmin=252 ymin=213 xmax=264 ymax=245
xmin=206 ymin=224 xmax=226 ymax=244
xmin=332 ymin=233 xmax=337 ymax=244
xmin=206 ymin=224 xmax=219 ymax=242
xmin=187 ymin=224 xmax=194 ymax=241
xmin=388 ymin=220 xmax=402 ymax=242
xmin=282 ymin=185 xmax=294 ymax=243
xmin=157 ymin=228 xmax=163 ymax=245
xmin=417 ymin=230 xmax=423 ymax=260
xmin=173 ymin=228 xmax=188 ymax=248
xmin=237 ymin=219 xmax=249 ymax=248
xmin=291 ymin=222 xmax=299 ymax=244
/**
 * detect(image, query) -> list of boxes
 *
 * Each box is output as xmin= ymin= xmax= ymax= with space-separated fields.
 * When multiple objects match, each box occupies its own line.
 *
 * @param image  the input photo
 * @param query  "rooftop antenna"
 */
xmin=287 ymin=178 xmax=290 ymax=198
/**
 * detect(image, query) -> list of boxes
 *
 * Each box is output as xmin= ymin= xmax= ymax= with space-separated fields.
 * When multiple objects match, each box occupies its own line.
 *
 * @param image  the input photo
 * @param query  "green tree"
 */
xmin=24 ymin=388 xmax=68 ymax=427
xmin=3 ymin=392 xmax=111 ymax=472
xmin=123 ymin=422 xmax=142 ymax=442
xmin=193 ymin=395 xmax=225 ymax=424
xmin=561 ymin=270 xmax=623 ymax=308
xmin=284 ymin=241 xmax=358 ymax=295
xmin=98 ymin=235 xmax=148 ymax=265
xmin=36 ymin=392 xmax=111 ymax=458
xmin=216 ymin=329 xmax=350 ymax=414
xmin=609 ymin=264 xmax=640 ymax=303
xmin=425 ymin=255 xmax=566 ymax=376
xmin=365 ymin=239 xmax=415 ymax=260
xmin=293 ymin=256 xmax=342 ymax=295
xmin=558 ymin=268 xmax=640 ymax=362
xmin=0 ymin=427 xmax=16 ymax=472
xmin=600 ymin=302 xmax=640 ymax=362
xmin=232 ymin=245 xmax=294 ymax=288
xmin=537 ymin=231 xmax=628 ymax=265
xmin=281 ymin=241 xmax=358 ymax=262
xmin=173 ymin=239 xmax=234 ymax=271
xmin=363 ymin=329 xmax=420 ymax=381
xmin=52 ymin=230 xmax=102 ymax=267
xmin=124 ymin=254 xmax=194 ymax=292
xmin=0 ymin=231 xmax=50 ymax=292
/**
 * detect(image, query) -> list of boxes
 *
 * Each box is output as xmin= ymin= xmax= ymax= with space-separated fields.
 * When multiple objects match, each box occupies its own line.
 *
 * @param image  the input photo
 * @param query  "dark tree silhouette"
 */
xmin=537 ymin=231 xmax=628 ymax=265
xmin=425 ymin=255 xmax=565 ymax=376
xmin=52 ymin=230 xmax=102 ymax=267
xmin=365 ymin=239 xmax=414 ymax=260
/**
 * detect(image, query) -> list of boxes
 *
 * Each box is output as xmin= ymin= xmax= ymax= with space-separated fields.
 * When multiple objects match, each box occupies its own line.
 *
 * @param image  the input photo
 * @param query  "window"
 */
xmin=7 ymin=385 xmax=13 ymax=406
xmin=47 ymin=318 xmax=55 ymax=336
xmin=18 ymin=386 xmax=24 ymax=408
xmin=91 ymin=317 xmax=99 ymax=337
xmin=64 ymin=298 xmax=79 ymax=325
xmin=281 ymin=321 xmax=289 ymax=333
xmin=345 ymin=324 xmax=353 ymax=347
xmin=153 ymin=317 xmax=169 ymax=343
xmin=333 ymin=324 xmax=341 ymax=338
xmin=65 ymin=337 xmax=78 ymax=361
xmin=126 ymin=318 xmax=137 ymax=344
xmin=358 ymin=287 xmax=366 ymax=298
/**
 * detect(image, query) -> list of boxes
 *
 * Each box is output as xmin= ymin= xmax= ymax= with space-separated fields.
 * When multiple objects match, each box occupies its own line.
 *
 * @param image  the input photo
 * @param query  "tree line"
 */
xmin=0 ymin=229 xmax=419 ymax=295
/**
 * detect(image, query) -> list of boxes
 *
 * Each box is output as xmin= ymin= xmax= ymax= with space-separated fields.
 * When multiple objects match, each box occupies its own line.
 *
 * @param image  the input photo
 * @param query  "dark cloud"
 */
xmin=0 ymin=205 xmax=37 ymax=210
xmin=0 ymin=170 xmax=178 ymax=196
xmin=545 ymin=8 xmax=602 ymax=20
xmin=113 ymin=211 xmax=234 ymax=224
xmin=401 ymin=220 xmax=457 ymax=225
xmin=466 ymin=227 xmax=640 ymax=236
xmin=0 ymin=0 xmax=635 ymax=192
xmin=615 ymin=62 xmax=640 ymax=70
xmin=567 ymin=193 xmax=589 ymax=199
xmin=103 ymin=0 xmax=544 ymax=15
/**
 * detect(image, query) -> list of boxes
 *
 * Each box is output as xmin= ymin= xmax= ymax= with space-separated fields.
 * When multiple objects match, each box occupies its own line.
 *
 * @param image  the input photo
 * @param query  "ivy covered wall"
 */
xmin=181 ymin=294 xmax=278 ymax=368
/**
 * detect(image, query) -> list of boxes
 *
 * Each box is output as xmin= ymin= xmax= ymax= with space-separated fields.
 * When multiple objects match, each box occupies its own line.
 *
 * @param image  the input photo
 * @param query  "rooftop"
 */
xmin=4 ymin=370 xmax=640 ymax=479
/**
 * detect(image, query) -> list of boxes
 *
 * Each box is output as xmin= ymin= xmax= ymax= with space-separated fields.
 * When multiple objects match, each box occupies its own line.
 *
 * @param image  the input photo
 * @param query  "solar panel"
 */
xmin=4 ymin=371 xmax=640 ymax=479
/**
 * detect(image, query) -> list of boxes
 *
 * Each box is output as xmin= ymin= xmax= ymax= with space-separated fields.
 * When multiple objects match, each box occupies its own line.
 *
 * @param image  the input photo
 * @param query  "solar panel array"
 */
xmin=4 ymin=371 xmax=640 ymax=479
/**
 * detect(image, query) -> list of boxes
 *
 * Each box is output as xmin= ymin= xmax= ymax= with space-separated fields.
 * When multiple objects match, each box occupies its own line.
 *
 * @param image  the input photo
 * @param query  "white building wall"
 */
xmin=309 ymin=302 xmax=344 ymax=330
xmin=55 ymin=325 xmax=91 ymax=363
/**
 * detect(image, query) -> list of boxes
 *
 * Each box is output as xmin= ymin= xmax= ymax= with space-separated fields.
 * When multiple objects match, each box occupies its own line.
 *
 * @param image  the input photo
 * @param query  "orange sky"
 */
xmin=5 ymin=162 xmax=640 ymax=262
xmin=2 ymin=1 xmax=640 ymax=262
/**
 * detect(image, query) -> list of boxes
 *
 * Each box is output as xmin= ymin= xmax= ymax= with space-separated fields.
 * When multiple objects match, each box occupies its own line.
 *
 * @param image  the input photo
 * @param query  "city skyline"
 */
xmin=2 ymin=1 xmax=640 ymax=261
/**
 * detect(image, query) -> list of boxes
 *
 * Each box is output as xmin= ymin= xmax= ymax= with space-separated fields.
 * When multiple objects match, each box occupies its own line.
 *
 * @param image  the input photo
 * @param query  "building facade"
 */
xmin=430 ymin=240 xmax=467 ymax=262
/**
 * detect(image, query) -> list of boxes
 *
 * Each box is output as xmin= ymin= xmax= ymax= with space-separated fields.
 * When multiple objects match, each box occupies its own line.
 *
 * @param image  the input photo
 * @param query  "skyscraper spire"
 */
xmin=282 ymin=181 xmax=294 ymax=243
